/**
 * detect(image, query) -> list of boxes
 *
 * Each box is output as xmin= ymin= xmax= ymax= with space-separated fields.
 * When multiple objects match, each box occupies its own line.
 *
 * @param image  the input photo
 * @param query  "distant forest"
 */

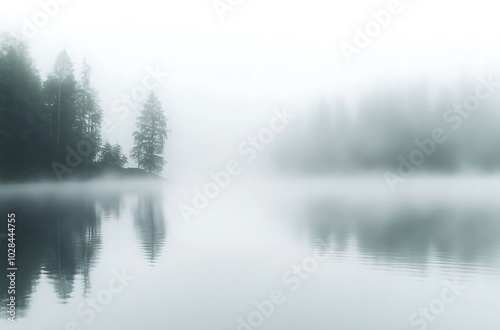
xmin=0 ymin=36 xmax=168 ymax=182
xmin=275 ymin=80 xmax=500 ymax=174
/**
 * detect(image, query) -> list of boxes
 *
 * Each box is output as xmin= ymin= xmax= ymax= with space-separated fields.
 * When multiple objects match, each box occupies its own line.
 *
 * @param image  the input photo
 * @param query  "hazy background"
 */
xmin=2 ymin=2 xmax=500 ymax=328
xmin=1 ymin=0 xmax=500 ymax=181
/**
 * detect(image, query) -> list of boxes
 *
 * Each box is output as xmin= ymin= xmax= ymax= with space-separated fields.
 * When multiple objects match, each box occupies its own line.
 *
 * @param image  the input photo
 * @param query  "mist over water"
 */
xmin=1 ymin=178 xmax=500 ymax=329
xmin=2 ymin=0 xmax=500 ymax=329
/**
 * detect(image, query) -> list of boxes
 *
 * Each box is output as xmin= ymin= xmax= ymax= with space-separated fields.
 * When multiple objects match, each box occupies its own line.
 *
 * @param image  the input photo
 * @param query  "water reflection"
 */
xmin=133 ymin=193 xmax=167 ymax=264
xmin=0 ymin=183 xmax=167 ymax=319
xmin=302 ymin=198 xmax=500 ymax=279
xmin=98 ymin=192 xmax=124 ymax=219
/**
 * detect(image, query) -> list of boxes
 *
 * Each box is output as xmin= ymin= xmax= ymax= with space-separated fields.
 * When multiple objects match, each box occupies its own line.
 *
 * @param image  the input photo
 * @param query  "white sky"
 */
xmin=1 ymin=0 xmax=500 ymax=179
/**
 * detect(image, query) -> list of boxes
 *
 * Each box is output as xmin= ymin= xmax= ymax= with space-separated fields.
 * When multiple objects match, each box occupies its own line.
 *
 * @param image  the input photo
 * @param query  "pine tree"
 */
xmin=75 ymin=59 xmax=102 ymax=161
xmin=131 ymin=93 xmax=168 ymax=174
xmin=43 ymin=50 xmax=77 ymax=160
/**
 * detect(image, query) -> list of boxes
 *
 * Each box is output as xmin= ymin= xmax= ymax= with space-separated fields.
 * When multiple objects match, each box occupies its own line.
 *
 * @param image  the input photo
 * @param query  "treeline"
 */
xmin=0 ymin=36 xmax=168 ymax=181
xmin=275 ymin=80 xmax=500 ymax=174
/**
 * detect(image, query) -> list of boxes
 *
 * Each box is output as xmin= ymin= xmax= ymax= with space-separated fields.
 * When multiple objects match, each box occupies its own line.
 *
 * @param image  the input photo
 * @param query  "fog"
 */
xmin=2 ymin=0 xmax=500 ymax=181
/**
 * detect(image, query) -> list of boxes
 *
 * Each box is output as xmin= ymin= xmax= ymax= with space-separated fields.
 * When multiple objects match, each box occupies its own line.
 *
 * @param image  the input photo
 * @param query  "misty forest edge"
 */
xmin=0 ymin=36 xmax=169 ymax=182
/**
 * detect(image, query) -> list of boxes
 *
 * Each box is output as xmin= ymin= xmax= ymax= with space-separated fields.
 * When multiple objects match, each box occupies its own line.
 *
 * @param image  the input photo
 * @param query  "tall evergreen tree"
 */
xmin=131 ymin=93 xmax=168 ymax=174
xmin=43 ymin=50 xmax=77 ymax=161
xmin=75 ymin=59 xmax=102 ymax=161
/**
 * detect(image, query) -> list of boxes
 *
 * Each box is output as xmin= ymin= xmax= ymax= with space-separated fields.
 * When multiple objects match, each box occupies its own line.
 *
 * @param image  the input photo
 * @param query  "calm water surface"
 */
xmin=0 ymin=177 xmax=499 ymax=330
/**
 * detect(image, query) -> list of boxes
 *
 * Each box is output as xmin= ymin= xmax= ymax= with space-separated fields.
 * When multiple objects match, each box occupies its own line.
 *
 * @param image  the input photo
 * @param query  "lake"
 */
xmin=1 ymin=176 xmax=499 ymax=330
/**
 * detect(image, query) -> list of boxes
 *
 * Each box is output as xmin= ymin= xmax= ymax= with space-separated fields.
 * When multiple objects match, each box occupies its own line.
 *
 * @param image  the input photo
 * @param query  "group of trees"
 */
xmin=0 ymin=36 xmax=169 ymax=181
xmin=100 ymin=142 xmax=128 ymax=167
xmin=276 ymin=80 xmax=500 ymax=174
